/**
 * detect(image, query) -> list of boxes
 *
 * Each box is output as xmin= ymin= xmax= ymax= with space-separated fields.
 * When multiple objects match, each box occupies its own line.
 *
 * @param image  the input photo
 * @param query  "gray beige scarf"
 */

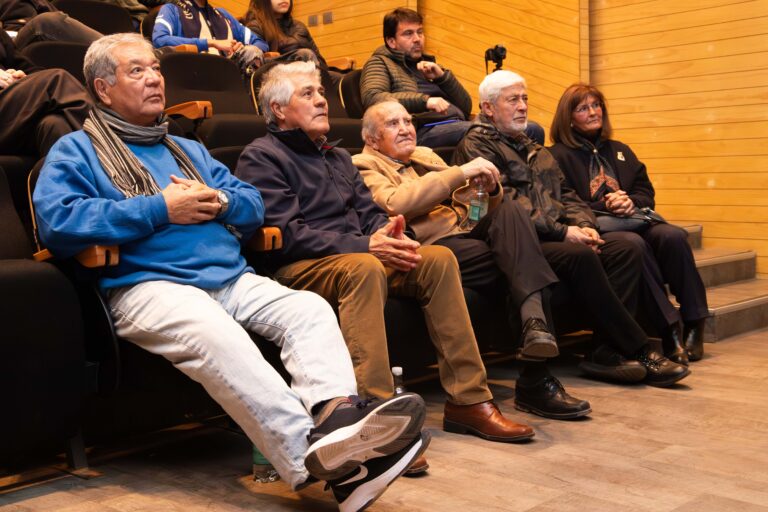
xmin=83 ymin=107 xmax=204 ymax=198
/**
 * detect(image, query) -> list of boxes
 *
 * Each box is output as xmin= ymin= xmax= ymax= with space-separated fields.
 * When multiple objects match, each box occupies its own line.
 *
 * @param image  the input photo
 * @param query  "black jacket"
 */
xmin=454 ymin=116 xmax=596 ymax=242
xmin=235 ymin=126 xmax=388 ymax=270
xmin=244 ymin=16 xmax=327 ymax=68
xmin=549 ymin=138 xmax=655 ymax=213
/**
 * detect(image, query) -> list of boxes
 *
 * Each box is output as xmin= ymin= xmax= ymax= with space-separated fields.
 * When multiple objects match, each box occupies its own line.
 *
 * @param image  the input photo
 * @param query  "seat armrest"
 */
xmin=33 ymin=245 xmax=120 ymax=267
xmin=165 ymin=100 xmax=213 ymax=120
xmin=172 ymin=44 xmax=199 ymax=53
xmin=248 ymin=227 xmax=282 ymax=252
xmin=327 ymin=56 xmax=355 ymax=72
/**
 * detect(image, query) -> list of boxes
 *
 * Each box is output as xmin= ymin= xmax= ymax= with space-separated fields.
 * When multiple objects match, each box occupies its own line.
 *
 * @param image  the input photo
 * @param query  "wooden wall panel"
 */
xmin=420 ymin=0 xmax=585 ymax=132
xmin=592 ymin=0 xmax=768 ymax=275
xmin=212 ymin=0 xmax=411 ymax=67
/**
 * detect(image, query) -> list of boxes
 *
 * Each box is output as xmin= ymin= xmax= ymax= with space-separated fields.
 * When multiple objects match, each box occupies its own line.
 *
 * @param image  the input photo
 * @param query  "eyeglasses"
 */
xmin=574 ymin=102 xmax=602 ymax=114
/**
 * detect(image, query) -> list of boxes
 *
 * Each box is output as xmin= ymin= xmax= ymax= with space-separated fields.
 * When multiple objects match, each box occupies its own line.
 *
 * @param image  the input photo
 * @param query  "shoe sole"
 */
xmin=442 ymin=419 xmax=535 ymax=443
xmin=514 ymin=400 xmax=592 ymax=420
xmin=403 ymin=458 xmax=429 ymax=477
xmin=645 ymin=367 xmax=692 ymax=388
xmin=338 ymin=431 xmax=431 ymax=512
xmin=520 ymin=337 xmax=559 ymax=359
xmin=579 ymin=361 xmax=647 ymax=383
xmin=304 ymin=393 xmax=425 ymax=481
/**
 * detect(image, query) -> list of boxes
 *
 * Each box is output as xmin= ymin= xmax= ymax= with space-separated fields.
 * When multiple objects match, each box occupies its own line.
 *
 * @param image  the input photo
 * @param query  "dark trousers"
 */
xmin=434 ymin=196 xmax=558 ymax=309
xmin=13 ymin=12 xmax=102 ymax=50
xmin=0 ymin=69 xmax=92 ymax=156
xmin=605 ymin=224 xmax=708 ymax=331
xmin=540 ymin=238 xmax=648 ymax=356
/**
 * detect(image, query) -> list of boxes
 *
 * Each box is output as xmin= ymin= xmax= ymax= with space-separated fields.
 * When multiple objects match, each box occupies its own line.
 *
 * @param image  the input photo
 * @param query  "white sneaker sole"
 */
xmin=338 ymin=431 xmax=431 ymax=512
xmin=305 ymin=393 xmax=425 ymax=481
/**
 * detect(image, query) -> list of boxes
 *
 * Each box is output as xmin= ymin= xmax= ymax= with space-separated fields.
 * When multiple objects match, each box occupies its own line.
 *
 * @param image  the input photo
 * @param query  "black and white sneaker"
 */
xmin=304 ymin=393 xmax=425 ymax=481
xmin=329 ymin=430 xmax=431 ymax=512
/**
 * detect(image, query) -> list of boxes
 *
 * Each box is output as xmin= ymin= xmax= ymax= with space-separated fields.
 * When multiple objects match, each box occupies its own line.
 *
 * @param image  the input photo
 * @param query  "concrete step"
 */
xmin=704 ymin=278 xmax=768 ymax=342
xmin=681 ymin=224 xmax=702 ymax=249
xmin=693 ymin=246 xmax=756 ymax=287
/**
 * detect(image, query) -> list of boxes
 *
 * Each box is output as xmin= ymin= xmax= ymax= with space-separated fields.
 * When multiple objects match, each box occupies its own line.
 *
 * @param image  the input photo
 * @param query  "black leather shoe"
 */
xmin=634 ymin=345 xmax=691 ymax=387
xmin=519 ymin=317 xmax=559 ymax=359
xmin=661 ymin=322 xmax=689 ymax=366
xmin=515 ymin=376 xmax=591 ymax=420
xmin=579 ymin=344 xmax=647 ymax=383
xmin=684 ymin=319 xmax=706 ymax=361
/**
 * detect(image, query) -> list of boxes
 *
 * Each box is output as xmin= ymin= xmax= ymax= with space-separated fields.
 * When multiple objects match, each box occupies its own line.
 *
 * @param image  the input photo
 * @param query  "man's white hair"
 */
xmin=84 ymin=33 xmax=154 ymax=99
xmin=479 ymin=70 xmax=527 ymax=105
xmin=360 ymin=100 xmax=404 ymax=143
xmin=258 ymin=60 xmax=321 ymax=124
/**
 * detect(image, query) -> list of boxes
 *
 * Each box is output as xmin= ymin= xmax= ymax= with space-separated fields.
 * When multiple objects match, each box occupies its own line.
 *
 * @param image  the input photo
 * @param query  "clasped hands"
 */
xmin=369 ymin=215 xmax=422 ymax=272
xmin=604 ymin=190 xmax=635 ymax=217
xmin=565 ymin=225 xmax=604 ymax=254
xmin=162 ymin=175 xmax=221 ymax=224
xmin=0 ymin=69 xmax=26 ymax=89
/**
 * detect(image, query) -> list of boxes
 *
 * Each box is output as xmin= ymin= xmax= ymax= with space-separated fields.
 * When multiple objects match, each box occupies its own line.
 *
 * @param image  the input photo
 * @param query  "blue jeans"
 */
xmin=108 ymin=272 xmax=357 ymax=488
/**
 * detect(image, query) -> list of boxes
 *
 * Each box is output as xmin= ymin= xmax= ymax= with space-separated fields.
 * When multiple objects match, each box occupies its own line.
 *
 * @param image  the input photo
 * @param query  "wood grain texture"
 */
xmin=592 ymin=0 xmax=768 ymax=275
xmin=421 ymin=0 xmax=584 ymax=132
xmin=3 ymin=330 xmax=768 ymax=511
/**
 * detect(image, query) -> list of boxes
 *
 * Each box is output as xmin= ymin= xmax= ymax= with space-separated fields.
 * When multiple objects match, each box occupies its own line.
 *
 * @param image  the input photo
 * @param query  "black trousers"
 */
xmin=434 ymin=197 xmax=559 ymax=309
xmin=605 ymin=224 xmax=709 ymax=331
xmin=13 ymin=12 xmax=102 ymax=50
xmin=0 ymin=69 xmax=92 ymax=156
xmin=540 ymin=237 xmax=648 ymax=356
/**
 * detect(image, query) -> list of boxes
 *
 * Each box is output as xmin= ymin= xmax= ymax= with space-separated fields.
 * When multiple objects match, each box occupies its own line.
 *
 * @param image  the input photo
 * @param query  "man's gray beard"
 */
xmin=499 ymin=120 xmax=528 ymax=137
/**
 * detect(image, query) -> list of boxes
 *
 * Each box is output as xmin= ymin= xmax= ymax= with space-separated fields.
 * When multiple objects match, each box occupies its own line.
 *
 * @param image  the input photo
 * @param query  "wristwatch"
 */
xmin=216 ymin=190 xmax=229 ymax=216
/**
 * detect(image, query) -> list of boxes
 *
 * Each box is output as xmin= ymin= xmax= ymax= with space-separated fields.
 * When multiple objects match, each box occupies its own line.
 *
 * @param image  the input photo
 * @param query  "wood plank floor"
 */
xmin=2 ymin=329 xmax=768 ymax=512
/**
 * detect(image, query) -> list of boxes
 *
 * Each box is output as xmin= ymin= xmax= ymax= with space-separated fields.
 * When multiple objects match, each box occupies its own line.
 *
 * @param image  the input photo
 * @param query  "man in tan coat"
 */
xmin=353 ymin=100 xmax=592 ymax=420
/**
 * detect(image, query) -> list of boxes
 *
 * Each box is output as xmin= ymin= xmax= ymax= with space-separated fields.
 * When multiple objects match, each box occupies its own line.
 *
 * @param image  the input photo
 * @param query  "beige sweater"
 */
xmin=353 ymin=146 xmax=501 ymax=245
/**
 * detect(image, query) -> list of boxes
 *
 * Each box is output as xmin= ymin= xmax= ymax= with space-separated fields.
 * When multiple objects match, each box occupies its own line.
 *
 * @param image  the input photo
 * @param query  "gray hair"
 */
xmin=84 ymin=33 xmax=155 ymax=99
xmin=258 ymin=60 xmax=321 ymax=124
xmin=479 ymin=70 xmax=527 ymax=105
xmin=360 ymin=100 xmax=402 ymax=143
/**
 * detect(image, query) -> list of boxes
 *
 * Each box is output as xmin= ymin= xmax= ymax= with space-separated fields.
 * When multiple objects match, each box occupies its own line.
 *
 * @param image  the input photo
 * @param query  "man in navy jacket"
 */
xmin=236 ymin=60 xmax=537 ymax=447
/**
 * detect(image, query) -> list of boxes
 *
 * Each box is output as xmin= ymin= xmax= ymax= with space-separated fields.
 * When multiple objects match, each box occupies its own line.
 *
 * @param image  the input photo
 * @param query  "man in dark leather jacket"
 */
xmin=455 ymin=70 xmax=690 ymax=388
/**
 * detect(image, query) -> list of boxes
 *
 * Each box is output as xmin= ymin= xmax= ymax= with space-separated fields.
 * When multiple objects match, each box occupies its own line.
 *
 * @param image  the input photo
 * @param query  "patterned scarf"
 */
xmin=83 ymin=107 xmax=204 ymax=198
xmin=576 ymin=133 xmax=620 ymax=201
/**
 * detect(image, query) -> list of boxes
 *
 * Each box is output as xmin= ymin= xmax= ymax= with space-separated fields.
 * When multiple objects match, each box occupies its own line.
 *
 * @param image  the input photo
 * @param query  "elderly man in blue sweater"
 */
xmin=33 ymin=33 xmax=428 ymax=512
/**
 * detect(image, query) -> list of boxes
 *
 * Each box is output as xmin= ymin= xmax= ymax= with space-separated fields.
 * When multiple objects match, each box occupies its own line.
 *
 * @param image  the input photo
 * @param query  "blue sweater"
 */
xmin=153 ymin=3 xmax=268 ymax=53
xmin=34 ymin=131 xmax=265 ymax=291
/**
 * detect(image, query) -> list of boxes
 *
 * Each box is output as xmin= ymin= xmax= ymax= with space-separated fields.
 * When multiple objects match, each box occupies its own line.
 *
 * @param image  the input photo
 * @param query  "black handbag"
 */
xmin=594 ymin=207 xmax=667 ymax=233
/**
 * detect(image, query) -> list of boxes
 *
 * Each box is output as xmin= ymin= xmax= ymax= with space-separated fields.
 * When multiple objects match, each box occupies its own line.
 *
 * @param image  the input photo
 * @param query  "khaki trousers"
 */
xmin=274 ymin=245 xmax=493 ymax=405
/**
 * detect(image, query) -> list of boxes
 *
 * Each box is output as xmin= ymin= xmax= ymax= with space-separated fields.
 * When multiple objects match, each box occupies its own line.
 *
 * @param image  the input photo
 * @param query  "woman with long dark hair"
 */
xmin=243 ymin=0 xmax=327 ymax=68
xmin=549 ymin=83 xmax=709 ymax=364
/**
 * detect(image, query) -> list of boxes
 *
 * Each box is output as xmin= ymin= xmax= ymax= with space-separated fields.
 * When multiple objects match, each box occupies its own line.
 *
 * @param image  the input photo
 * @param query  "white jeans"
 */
xmin=108 ymin=272 xmax=358 ymax=488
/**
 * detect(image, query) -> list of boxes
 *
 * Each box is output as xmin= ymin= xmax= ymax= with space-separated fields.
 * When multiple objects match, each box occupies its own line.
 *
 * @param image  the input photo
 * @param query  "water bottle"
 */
xmin=466 ymin=181 xmax=489 ymax=229
xmin=252 ymin=445 xmax=280 ymax=483
xmin=392 ymin=366 xmax=406 ymax=395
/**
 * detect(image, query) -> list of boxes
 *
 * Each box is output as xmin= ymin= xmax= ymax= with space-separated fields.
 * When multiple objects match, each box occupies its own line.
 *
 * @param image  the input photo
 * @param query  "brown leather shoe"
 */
xmin=403 ymin=454 xmax=429 ymax=477
xmin=443 ymin=401 xmax=535 ymax=443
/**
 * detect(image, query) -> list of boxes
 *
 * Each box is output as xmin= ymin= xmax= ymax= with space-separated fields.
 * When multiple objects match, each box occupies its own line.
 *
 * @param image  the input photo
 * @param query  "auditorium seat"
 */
xmin=0 ymin=166 xmax=88 ymax=469
xmin=52 ymin=0 xmax=134 ymax=34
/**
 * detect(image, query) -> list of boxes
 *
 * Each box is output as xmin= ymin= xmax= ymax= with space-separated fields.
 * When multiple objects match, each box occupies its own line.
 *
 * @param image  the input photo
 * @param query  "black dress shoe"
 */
xmin=661 ymin=322 xmax=689 ymax=366
xmin=579 ymin=344 xmax=647 ymax=383
xmin=683 ymin=318 xmax=706 ymax=361
xmin=519 ymin=317 xmax=559 ymax=359
xmin=633 ymin=345 xmax=691 ymax=387
xmin=515 ymin=376 xmax=591 ymax=420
